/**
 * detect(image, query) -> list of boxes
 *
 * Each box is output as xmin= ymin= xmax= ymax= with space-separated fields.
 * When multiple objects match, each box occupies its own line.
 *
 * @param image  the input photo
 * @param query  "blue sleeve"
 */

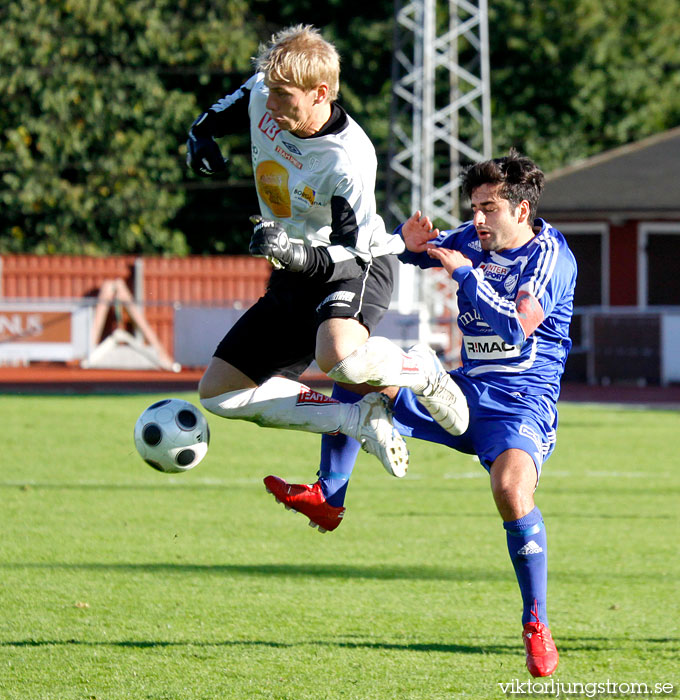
xmin=394 ymin=222 xmax=468 ymax=269
xmin=519 ymin=235 xmax=577 ymax=320
xmin=452 ymin=233 xmax=574 ymax=346
xmin=393 ymin=223 xmax=442 ymax=269
xmin=453 ymin=266 xmax=528 ymax=345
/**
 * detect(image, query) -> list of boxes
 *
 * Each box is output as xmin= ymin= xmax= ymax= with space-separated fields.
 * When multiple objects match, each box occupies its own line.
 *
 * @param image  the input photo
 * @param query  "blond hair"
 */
xmin=254 ymin=24 xmax=340 ymax=102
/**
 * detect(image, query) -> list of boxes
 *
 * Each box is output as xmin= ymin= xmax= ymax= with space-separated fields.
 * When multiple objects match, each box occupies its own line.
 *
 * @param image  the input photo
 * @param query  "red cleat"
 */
xmin=263 ymin=475 xmax=345 ymax=533
xmin=523 ymin=608 xmax=559 ymax=677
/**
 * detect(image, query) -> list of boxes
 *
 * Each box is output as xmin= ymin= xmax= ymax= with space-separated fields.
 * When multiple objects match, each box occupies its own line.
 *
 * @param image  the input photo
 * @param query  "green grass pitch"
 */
xmin=1 ymin=392 xmax=678 ymax=699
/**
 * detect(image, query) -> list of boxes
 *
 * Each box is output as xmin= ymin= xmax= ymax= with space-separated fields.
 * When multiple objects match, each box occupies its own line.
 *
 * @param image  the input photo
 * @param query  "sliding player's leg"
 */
xmin=199 ymin=285 xmax=407 ymax=477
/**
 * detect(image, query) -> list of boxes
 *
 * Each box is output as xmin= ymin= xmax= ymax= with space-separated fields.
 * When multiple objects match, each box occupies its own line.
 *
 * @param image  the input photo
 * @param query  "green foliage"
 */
xmin=0 ymin=0 xmax=257 ymax=255
xmin=489 ymin=0 xmax=680 ymax=171
xmin=1 ymin=394 xmax=678 ymax=697
xmin=1 ymin=0 xmax=679 ymax=253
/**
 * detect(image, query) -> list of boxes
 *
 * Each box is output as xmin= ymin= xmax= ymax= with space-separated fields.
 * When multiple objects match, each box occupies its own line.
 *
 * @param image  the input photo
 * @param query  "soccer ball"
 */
xmin=133 ymin=398 xmax=210 ymax=473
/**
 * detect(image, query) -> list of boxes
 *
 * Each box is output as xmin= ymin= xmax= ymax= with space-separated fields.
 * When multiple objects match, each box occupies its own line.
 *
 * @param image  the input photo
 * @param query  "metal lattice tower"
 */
xmin=387 ymin=0 xmax=492 ymax=362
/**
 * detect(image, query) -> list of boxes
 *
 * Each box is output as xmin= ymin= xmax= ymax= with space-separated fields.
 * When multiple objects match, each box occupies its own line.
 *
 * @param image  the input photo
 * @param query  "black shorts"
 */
xmin=214 ymin=254 xmax=396 ymax=384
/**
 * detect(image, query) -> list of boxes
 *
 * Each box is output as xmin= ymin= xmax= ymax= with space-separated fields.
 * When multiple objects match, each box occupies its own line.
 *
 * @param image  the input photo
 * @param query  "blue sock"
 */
xmin=503 ymin=506 xmax=549 ymax=627
xmin=317 ymin=384 xmax=362 ymax=507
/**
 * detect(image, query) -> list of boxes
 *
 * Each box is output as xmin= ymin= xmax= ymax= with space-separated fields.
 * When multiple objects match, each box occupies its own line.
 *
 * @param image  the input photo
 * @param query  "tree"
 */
xmin=488 ymin=0 xmax=680 ymax=171
xmin=0 ymin=0 xmax=258 ymax=255
xmin=1 ymin=0 xmax=678 ymax=254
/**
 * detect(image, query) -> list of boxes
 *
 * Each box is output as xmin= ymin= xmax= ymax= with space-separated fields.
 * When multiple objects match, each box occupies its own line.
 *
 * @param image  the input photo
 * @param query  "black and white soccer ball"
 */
xmin=134 ymin=398 xmax=210 ymax=473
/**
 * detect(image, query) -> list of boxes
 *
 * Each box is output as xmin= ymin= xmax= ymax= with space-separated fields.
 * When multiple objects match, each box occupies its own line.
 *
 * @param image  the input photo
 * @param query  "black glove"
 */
xmin=249 ymin=215 xmax=308 ymax=272
xmin=186 ymin=112 xmax=228 ymax=176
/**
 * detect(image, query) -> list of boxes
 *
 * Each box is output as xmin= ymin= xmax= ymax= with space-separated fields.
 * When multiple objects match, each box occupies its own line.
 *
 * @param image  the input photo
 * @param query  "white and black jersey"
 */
xmin=205 ymin=73 xmax=404 ymax=278
xmin=194 ymin=74 xmax=399 ymax=381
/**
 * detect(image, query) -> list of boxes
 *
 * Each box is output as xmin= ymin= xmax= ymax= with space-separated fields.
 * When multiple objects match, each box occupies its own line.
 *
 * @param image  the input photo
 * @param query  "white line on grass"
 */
xmin=2 ymin=469 xmax=670 ymax=490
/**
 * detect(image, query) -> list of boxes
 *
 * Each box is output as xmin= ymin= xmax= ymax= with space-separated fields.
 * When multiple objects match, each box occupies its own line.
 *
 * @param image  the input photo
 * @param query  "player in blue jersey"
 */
xmin=267 ymin=150 xmax=577 ymax=677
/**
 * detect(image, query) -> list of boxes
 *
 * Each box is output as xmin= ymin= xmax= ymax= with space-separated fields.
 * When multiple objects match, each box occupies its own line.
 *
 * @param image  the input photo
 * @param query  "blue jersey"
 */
xmin=397 ymin=219 xmax=577 ymax=401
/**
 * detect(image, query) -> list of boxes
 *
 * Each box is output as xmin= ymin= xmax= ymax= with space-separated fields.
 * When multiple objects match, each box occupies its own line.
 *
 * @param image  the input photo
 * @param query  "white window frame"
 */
xmin=638 ymin=222 xmax=680 ymax=308
xmin=555 ymin=222 xmax=610 ymax=307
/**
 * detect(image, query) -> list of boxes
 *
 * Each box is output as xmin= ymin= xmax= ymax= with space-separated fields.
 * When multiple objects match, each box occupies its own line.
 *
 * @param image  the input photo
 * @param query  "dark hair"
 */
xmin=462 ymin=149 xmax=545 ymax=221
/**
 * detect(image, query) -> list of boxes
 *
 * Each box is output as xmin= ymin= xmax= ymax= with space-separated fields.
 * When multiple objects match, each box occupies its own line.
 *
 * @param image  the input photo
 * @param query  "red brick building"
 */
xmin=539 ymin=126 xmax=680 ymax=384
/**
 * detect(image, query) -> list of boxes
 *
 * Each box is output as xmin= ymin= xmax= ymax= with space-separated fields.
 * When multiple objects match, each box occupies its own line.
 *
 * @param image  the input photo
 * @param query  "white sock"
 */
xmin=200 ymin=376 xmax=356 ymax=435
xmin=328 ymin=336 xmax=429 ymax=393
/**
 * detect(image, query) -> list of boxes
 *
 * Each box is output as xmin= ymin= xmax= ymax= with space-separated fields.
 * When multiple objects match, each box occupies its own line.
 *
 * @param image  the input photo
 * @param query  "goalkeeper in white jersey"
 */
xmin=186 ymin=26 xmax=468 ymax=518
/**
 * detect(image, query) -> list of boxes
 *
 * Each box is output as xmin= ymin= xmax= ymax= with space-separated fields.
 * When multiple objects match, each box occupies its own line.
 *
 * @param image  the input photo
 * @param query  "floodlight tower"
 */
xmin=387 ymin=0 xmax=492 ymax=363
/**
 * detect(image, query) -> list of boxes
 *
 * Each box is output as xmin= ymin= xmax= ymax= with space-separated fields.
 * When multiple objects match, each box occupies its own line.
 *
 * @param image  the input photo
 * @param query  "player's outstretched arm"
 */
xmin=451 ymin=264 xmax=545 ymax=345
xmin=186 ymin=112 xmax=229 ymax=177
xmin=401 ymin=211 xmax=440 ymax=252
xmin=427 ymin=246 xmax=472 ymax=274
xmin=185 ymin=84 xmax=250 ymax=177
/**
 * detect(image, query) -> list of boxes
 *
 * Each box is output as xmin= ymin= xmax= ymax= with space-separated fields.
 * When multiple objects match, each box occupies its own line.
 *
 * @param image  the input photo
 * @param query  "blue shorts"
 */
xmin=391 ymin=370 xmax=558 ymax=478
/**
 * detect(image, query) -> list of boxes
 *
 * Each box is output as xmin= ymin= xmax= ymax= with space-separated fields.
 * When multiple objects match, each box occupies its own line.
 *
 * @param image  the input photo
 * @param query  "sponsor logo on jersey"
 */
xmin=293 ymin=185 xmax=316 ymax=207
xmin=463 ymin=334 xmax=521 ymax=359
xmin=255 ymin=160 xmax=291 ymax=218
xmin=282 ymin=140 xmax=302 ymax=155
xmin=468 ymin=239 xmax=482 ymax=252
xmin=258 ymin=112 xmax=281 ymax=140
xmin=317 ymin=290 xmax=356 ymax=311
xmin=275 ymin=144 xmax=303 ymax=169
xmin=458 ymin=309 xmax=484 ymax=327
xmin=479 ymin=261 xmax=510 ymax=281
xmin=293 ymin=185 xmax=327 ymax=208
xmin=297 ymin=386 xmax=339 ymax=406
xmin=504 ymin=273 xmax=519 ymax=294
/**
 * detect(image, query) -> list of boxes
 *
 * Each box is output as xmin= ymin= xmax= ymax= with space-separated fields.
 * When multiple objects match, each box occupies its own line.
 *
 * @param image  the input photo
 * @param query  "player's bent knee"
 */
xmin=327 ymin=336 xmax=400 ymax=385
xmin=326 ymin=348 xmax=368 ymax=384
xmin=490 ymin=452 xmax=538 ymax=519
xmin=315 ymin=353 xmax=339 ymax=376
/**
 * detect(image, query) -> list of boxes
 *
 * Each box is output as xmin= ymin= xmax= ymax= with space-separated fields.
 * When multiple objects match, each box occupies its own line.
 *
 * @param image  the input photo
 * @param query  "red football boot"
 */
xmin=522 ymin=604 xmax=559 ymax=677
xmin=263 ymin=475 xmax=345 ymax=533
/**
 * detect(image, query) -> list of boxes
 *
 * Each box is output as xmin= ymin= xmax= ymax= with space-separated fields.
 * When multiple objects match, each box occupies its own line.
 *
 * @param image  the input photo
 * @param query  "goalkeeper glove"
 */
xmin=186 ymin=112 xmax=228 ymax=176
xmin=249 ymin=215 xmax=309 ymax=272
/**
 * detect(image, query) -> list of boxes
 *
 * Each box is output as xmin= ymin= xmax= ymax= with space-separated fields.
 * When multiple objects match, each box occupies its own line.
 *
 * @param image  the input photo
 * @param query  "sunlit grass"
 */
xmin=1 ymin=393 xmax=678 ymax=699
